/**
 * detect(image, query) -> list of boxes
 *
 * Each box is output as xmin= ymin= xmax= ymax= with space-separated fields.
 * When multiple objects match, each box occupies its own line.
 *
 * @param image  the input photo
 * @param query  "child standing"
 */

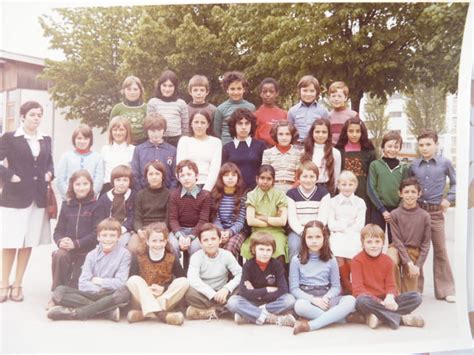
xmin=327 ymin=81 xmax=358 ymax=145
xmin=290 ymin=220 xmax=356 ymax=334
xmin=110 ymin=76 xmax=147 ymax=144
xmin=56 ymin=124 xmax=104 ymax=200
xmin=126 ymin=222 xmax=188 ymax=325
xmin=288 ymin=75 xmax=328 ymax=146
xmin=147 ymin=70 xmax=189 ymax=147
xmin=386 ymin=178 xmax=431 ymax=293
xmin=328 ymin=170 xmax=366 ymax=295
xmin=185 ymin=224 xmax=242 ymax=320
xmin=367 ymin=131 xmax=409 ymax=243
xmin=262 ymin=121 xmax=302 ymax=192
xmin=254 ymin=78 xmax=288 ymax=147
xmin=187 ymin=75 xmax=217 ymax=124
xmin=352 ymin=224 xmax=424 ymax=330
xmin=226 ymin=233 xmax=296 ymax=326
xmin=210 ymin=163 xmax=248 ymax=259
xmin=240 ymin=165 xmax=288 ymax=265
xmin=214 ymin=71 xmax=256 ymax=145
xmin=47 ymin=218 xmax=131 ymax=321
xmin=409 ymin=129 xmax=456 ymax=302
xmin=100 ymin=116 xmax=135 ymax=195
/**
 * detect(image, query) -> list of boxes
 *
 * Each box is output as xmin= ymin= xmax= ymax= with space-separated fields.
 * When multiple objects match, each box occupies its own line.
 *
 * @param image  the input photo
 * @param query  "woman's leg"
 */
xmin=2 ymin=248 xmax=16 ymax=288
xmin=11 ymin=247 xmax=32 ymax=297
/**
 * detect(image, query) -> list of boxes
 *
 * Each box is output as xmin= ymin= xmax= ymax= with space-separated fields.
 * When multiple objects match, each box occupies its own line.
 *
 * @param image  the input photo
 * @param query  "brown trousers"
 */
xmin=387 ymin=246 xmax=420 ymax=293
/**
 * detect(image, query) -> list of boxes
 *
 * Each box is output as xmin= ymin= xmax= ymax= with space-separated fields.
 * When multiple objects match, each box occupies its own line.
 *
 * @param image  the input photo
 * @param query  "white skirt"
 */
xmin=330 ymin=232 xmax=362 ymax=259
xmin=0 ymin=202 xmax=51 ymax=248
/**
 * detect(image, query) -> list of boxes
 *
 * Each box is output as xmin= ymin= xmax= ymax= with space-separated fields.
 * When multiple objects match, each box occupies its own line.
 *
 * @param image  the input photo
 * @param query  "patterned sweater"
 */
xmin=136 ymin=250 xmax=185 ymax=287
xmin=147 ymin=98 xmax=189 ymax=137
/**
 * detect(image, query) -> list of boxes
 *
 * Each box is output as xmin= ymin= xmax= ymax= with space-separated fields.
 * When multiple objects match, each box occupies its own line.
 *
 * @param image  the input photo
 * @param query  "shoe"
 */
xmin=366 ymin=313 xmax=380 ymax=329
xmin=445 ymin=295 xmax=456 ymax=303
xmin=9 ymin=286 xmax=23 ymax=302
xmin=401 ymin=314 xmax=425 ymax=328
xmin=0 ymin=287 xmax=10 ymax=303
xmin=185 ymin=306 xmax=218 ymax=320
xmin=346 ymin=311 xmax=366 ymax=324
xmin=276 ymin=314 xmax=296 ymax=327
xmin=47 ymin=306 xmax=77 ymax=321
xmin=165 ymin=312 xmax=184 ymax=326
xmin=105 ymin=307 xmax=120 ymax=322
xmin=293 ymin=319 xmax=310 ymax=335
xmin=234 ymin=312 xmax=250 ymax=325
xmin=45 ymin=298 xmax=56 ymax=311
xmin=127 ymin=310 xmax=145 ymax=323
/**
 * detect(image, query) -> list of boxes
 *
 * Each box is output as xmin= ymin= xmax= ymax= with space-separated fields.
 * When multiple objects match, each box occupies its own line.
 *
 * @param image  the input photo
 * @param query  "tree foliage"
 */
xmin=363 ymin=94 xmax=389 ymax=154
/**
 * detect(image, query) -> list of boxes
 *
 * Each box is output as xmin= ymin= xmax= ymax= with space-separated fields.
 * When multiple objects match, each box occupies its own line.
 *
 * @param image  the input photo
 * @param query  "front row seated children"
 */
xmin=387 ymin=178 xmax=431 ymax=293
xmin=352 ymin=224 xmax=424 ymax=329
xmin=289 ymin=221 xmax=356 ymax=335
xmin=126 ymin=222 xmax=189 ymax=325
xmin=328 ymin=170 xmax=366 ymax=295
xmin=226 ymin=233 xmax=296 ymax=327
xmin=184 ymin=224 xmax=242 ymax=320
xmin=47 ymin=218 xmax=131 ymax=321
xmin=168 ymin=160 xmax=211 ymax=260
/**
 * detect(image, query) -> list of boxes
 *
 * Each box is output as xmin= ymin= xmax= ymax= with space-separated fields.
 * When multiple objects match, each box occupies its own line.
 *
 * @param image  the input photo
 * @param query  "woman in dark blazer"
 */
xmin=0 ymin=101 xmax=54 ymax=302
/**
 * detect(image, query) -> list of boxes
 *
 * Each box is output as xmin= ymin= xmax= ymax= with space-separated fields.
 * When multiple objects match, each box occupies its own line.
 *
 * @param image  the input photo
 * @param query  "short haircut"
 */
xmin=121 ymin=75 xmax=144 ymax=101
xmin=296 ymin=160 xmax=319 ymax=180
xmin=144 ymin=221 xmax=169 ymax=241
xmin=188 ymin=74 xmax=210 ymax=92
xmin=269 ymin=120 xmax=298 ymax=144
xmin=110 ymin=164 xmax=133 ymax=186
xmin=72 ymin=124 xmax=93 ymax=148
xmin=176 ymin=159 xmax=199 ymax=176
xmin=143 ymin=113 xmax=167 ymax=132
xmin=144 ymin=160 xmax=167 ymax=186
xmin=328 ymin=81 xmax=349 ymax=97
xmin=189 ymin=110 xmax=214 ymax=136
xmin=96 ymin=217 xmax=121 ymax=236
xmin=297 ymin=75 xmax=321 ymax=101
xmin=381 ymin=130 xmax=403 ymax=149
xmin=399 ymin=177 xmax=421 ymax=193
xmin=338 ymin=170 xmax=358 ymax=188
xmin=258 ymin=77 xmax=279 ymax=93
xmin=228 ymin=108 xmax=257 ymax=138
xmin=257 ymin=164 xmax=275 ymax=180
xmin=154 ymin=70 xmax=179 ymax=101
xmin=198 ymin=223 xmax=221 ymax=241
xmin=20 ymin=101 xmax=43 ymax=117
xmin=221 ymin=71 xmax=248 ymax=91
xmin=249 ymin=232 xmax=276 ymax=257
xmin=108 ymin=116 xmax=133 ymax=145
xmin=66 ymin=169 xmax=94 ymax=201
xmin=417 ymin=129 xmax=438 ymax=143
xmin=360 ymin=223 xmax=385 ymax=244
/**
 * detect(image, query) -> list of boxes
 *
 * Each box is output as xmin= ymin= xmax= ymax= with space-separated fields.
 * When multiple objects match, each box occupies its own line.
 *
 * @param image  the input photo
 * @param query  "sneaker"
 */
xmin=234 ymin=312 xmax=250 ymax=325
xmin=293 ymin=319 xmax=310 ymax=335
xmin=47 ymin=306 xmax=77 ymax=321
xmin=165 ymin=312 xmax=184 ymax=326
xmin=276 ymin=314 xmax=296 ymax=327
xmin=366 ymin=313 xmax=380 ymax=329
xmin=445 ymin=295 xmax=456 ymax=303
xmin=105 ymin=307 xmax=120 ymax=322
xmin=127 ymin=310 xmax=145 ymax=323
xmin=401 ymin=314 xmax=425 ymax=328
xmin=185 ymin=306 xmax=218 ymax=320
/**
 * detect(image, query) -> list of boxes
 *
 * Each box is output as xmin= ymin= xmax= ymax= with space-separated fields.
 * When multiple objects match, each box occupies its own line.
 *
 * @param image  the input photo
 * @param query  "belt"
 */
xmin=274 ymin=180 xmax=294 ymax=184
xmin=418 ymin=202 xmax=441 ymax=212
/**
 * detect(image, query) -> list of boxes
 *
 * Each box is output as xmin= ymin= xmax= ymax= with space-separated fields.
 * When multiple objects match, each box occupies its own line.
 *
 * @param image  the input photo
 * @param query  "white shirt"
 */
xmin=14 ymin=126 xmax=45 ymax=158
xmin=100 ymin=142 xmax=135 ymax=183
xmin=311 ymin=144 xmax=341 ymax=184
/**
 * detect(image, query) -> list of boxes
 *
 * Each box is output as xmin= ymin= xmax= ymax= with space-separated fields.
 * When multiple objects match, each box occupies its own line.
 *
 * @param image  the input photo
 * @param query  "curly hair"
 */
xmin=228 ymin=108 xmax=257 ymax=138
xmin=221 ymin=71 xmax=248 ymax=92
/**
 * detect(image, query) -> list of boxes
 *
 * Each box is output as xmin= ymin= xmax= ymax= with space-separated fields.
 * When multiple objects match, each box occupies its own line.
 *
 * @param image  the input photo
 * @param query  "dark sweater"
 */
xmin=134 ymin=186 xmax=169 ymax=231
xmin=238 ymin=258 xmax=288 ymax=303
xmin=95 ymin=189 xmax=135 ymax=232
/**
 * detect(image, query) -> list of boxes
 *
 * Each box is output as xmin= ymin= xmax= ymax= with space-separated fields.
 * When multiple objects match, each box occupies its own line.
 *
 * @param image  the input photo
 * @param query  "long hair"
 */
xmin=66 ymin=169 xmax=94 ymax=202
xmin=153 ymin=70 xmax=179 ymax=101
xmin=301 ymin=118 xmax=336 ymax=194
xmin=299 ymin=220 xmax=332 ymax=264
xmin=189 ymin=109 xmax=214 ymax=137
xmin=210 ymin=163 xmax=246 ymax=221
xmin=335 ymin=116 xmax=375 ymax=151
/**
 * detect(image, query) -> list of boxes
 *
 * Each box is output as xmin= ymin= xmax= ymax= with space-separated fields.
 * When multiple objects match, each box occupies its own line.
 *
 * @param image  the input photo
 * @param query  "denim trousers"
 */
xmin=288 ymin=231 xmax=302 ymax=262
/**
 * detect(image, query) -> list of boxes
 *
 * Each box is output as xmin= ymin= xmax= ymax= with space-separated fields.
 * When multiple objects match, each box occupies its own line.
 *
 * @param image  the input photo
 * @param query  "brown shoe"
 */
xmin=165 ymin=312 xmax=184 ymax=326
xmin=9 ymin=286 xmax=23 ymax=302
xmin=185 ymin=306 xmax=218 ymax=320
xmin=293 ymin=319 xmax=310 ymax=335
xmin=401 ymin=314 xmax=425 ymax=328
xmin=346 ymin=311 xmax=366 ymax=324
xmin=127 ymin=310 xmax=145 ymax=323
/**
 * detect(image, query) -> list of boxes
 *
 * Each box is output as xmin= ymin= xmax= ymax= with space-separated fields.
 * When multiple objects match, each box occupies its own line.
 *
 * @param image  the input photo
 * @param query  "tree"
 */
xmin=404 ymin=84 xmax=446 ymax=137
xmin=363 ymin=94 xmax=389 ymax=154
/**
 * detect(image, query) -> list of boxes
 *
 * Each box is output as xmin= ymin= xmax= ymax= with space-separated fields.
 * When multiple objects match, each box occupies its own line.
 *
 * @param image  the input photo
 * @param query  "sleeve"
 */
xmin=168 ymin=191 xmax=182 ymax=234
xmin=383 ymin=257 xmax=398 ymax=296
xmin=445 ymin=159 xmax=456 ymax=203
xmin=351 ymin=257 xmax=369 ymax=298
xmin=327 ymin=198 xmax=347 ymax=232
xmin=229 ymin=196 xmax=247 ymax=236
xmin=93 ymin=154 xmax=104 ymax=198
xmin=213 ymin=108 xmax=224 ymax=140
xmin=56 ymin=153 xmax=69 ymax=200
xmin=146 ymin=98 xmax=158 ymax=114
xmin=324 ymin=258 xmax=342 ymax=299
xmin=0 ymin=134 xmax=15 ymax=182
xmin=288 ymin=256 xmax=313 ymax=302
xmin=238 ymin=262 xmax=268 ymax=301
xmin=221 ymin=144 xmax=229 ymax=165
xmin=203 ymin=139 xmax=222 ymax=192
xmin=287 ymin=107 xmax=295 ymax=125
xmin=101 ymin=250 xmax=132 ymax=291
xmin=333 ymin=148 xmax=341 ymax=184
xmin=347 ymin=198 xmax=366 ymax=233
xmin=367 ymin=161 xmax=386 ymax=212
xmin=260 ymin=260 xmax=287 ymax=302
xmin=187 ymin=253 xmax=217 ymax=300
xmin=176 ymin=136 xmax=187 ymax=165
xmin=415 ymin=212 xmax=432 ymax=268
xmin=316 ymin=193 xmax=330 ymax=225
xmin=223 ymin=253 xmax=242 ymax=293
xmin=262 ymin=149 xmax=271 ymax=166
xmin=75 ymin=203 xmax=101 ymax=251
xmin=133 ymin=191 xmax=144 ymax=231
xmin=78 ymin=251 xmax=102 ymax=293
xmin=191 ymin=192 xmax=211 ymax=237
xmin=389 ymin=211 xmax=411 ymax=265
xmin=122 ymin=192 xmax=135 ymax=232
xmin=168 ymin=147 xmax=178 ymax=189
xmin=180 ymin=100 xmax=190 ymax=136
xmin=53 ymin=201 xmax=69 ymax=245
xmin=131 ymin=147 xmax=144 ymax=191
xmin=287 ymin=195 xmax=303 ymax=235
xmin=110 ymin=103 xmax=120 ymax=119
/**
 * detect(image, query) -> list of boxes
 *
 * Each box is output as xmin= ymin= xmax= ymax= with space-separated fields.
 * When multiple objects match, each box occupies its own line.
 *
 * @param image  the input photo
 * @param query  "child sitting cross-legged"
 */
xmin=226 ymin=232 xmax=296 ymax=327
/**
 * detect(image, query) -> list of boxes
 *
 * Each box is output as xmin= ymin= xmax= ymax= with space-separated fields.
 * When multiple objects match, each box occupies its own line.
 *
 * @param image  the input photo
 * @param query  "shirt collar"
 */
xmin=296 ymin=100 xmax=318 ymax=109
xmin=418 ymin=155 xmax=438 ymax=165
xmin=336 ymin=193 xmax=356 ymax=205
xmin=14 ymin=126 xmax=44 ymax=140
xmin=106 ymin=188 xmax=132 ymax=201
xmin=180 ymin=184 xmax=200 ymax=198
xmin=233 ymin=136 xmax=252 ymax=148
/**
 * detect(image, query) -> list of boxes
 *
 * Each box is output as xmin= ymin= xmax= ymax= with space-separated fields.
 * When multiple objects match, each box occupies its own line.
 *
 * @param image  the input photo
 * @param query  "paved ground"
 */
xmin=0 ymin=223 xmax=472 ymax=354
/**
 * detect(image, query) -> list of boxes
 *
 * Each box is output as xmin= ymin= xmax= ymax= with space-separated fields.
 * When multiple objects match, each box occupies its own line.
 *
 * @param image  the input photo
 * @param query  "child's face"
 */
xmin=190 ymin=86 xmax=208 ymax=104
xmin=276 ymin=126 xmax=292 ymax=147
xmin=399 ymin=185 xmax=420 ymax=209
xmin=300 ymin=84 xmax=317 ymax=104
xmin=112 ymin=124 xmax=127 ymax=144
xmin=305 ymin=226 xmax=324 ymax=253
xmin=236 ymin=118 xmax=251 ymax=140
xmin=329 ymin=89 xmax=347 ymax=110
xmin=226 ymin=81 xmax=244 ymax=101
xmin=22 ymin=108 xmax=43 ymax=131
xmin=312 ymin=124 xmax=329 ymax=145
xmin=363 ymin=236 xmax=383 ymax=257
xmin=191 ymin=113 xmax=209 ymax=138
xmin=256 ymin=171 xmax=274 ymax=191
xmin=97 ymin=229 xmax=120 ymax=252
xmin=299 ymin=169 xmax=318 ymax=191
xmin=418 ymin=137 xmax=437 ymax=160
xmin=260 ymin=83 xmax=278 ymax=106
xmin=178 ymin=166 xmax=197 ymax=190
xmin=124 ymin=83 xmax=141 ymax=102
xmin=148 ymin=128 xmax=165 ymax=145
xmin=74 ymin=132 xmax=91 ymax=150
xmin=160 ymin=80 xmax=175 ymax=98
xmin=200 ymin=229 xmax=220 ymax=256
xmin=347 ymin=123 xmax=362 ymax=144
xmin=222 ymin=171 xmax=238 ymax=188
xmin=146 ymin=231 xmax=167 ymax=253
xmin=383 ymin=139 xmax=401 ymax=159
xmin=113 ymin=176 xmax=130 ymax=194
xmin=73 ymin=176 xmax=92 ymax=199
xmin=254 ymin=244 xmax=273 ymax=263
xmin=338 ymin=178 xmax=357 ymax=197
xmin=147 ymin=165 xmax=163 ymax=189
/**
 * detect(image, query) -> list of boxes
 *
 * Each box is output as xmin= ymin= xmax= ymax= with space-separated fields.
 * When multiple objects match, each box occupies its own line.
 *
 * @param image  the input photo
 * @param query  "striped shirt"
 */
xmin=262 ymin=145 xmax=302 ymax=188
xmin=147 ymin=98 xmax=189 ymax=137
xmin=213 ymin=194 xmax=247 ymax=236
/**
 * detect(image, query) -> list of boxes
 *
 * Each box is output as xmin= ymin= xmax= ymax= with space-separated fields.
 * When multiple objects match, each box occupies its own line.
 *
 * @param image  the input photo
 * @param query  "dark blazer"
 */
xmin=0 ymin=130 xmax=54 ymax=208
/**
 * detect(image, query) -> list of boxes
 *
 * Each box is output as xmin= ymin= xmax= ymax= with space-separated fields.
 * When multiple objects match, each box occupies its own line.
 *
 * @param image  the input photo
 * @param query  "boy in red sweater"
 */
xmin=352 ymin=224 xmax=424 ymax=329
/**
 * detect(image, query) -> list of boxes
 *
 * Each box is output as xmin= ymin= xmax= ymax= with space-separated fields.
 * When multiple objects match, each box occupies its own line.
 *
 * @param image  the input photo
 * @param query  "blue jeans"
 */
xmin=288 ymin=231 xmax=302 ymax=262
xmin=226 ymin=293 xmax=295 ymax=324
xmin=168 ymin=227 xmax=201 ymax=258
